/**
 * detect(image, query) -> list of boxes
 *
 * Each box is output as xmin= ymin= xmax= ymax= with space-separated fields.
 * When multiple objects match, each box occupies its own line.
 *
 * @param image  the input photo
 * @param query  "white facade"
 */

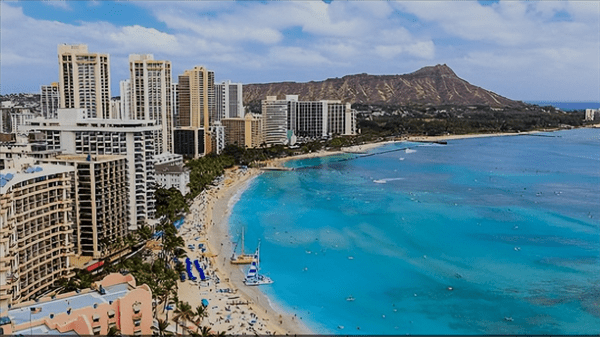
xmin=58 ymin=44 xmax=111 ymax=119
xmin=585 ymin=109 xmax=597 ymax=121
xmin=210 ymin=122 xmax=226 ymax=154
xmin=26 ymin=108 xmax=159 ymax=230
xmin=153 ymin=152 xmax=183 ymax=166
xmin=215 ymin=80 xmax=244 ymax=120
xmin=40 ymin=83 xmax=60 ymax=119
xmin=155 ymin=163 xmax=190 ymax=196
xmin=129 ymin=54 xmax=173 ymax=155
xmin=262 ymin=96 xmax=289 ymax=146
xmin=110 ymin=97 xmax=122 ymax=120
xmin=0 ymin=161 xmax=76 ymax=311
xmin=10 ymin=110 xmax=35 ymax=134
xmin=119 ymin=79 xmax=131 ymax=120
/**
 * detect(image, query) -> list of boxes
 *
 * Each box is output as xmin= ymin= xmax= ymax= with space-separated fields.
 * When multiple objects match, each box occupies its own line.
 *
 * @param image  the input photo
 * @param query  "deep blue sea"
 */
xmin=526 ymin=101 xmax=600 ymax=111
xmin=229 ymin=128 xmax=600 ymax=334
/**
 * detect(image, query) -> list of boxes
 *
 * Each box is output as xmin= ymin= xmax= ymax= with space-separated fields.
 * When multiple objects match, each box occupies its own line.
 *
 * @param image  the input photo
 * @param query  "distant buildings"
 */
xmin=585 ymin=109 xmax=597 ymax=121
xmin=128 ymin=54 xmax=173 ymax=155
xmin=119 ymin=79 xmax=131 ymax=119
xmin=222 ymin=114 xmax=265 ymax=148
xmin=0 ymin=159 xmax=76 ymax=311
xmin=0 ymin=273 xmax=153 ymax=336
xmin=261 ymin=95 xmax=357 ymax=145
xmin=262 ymin=96 xmax=291 ymax=145
xmin=40 ymin=83 xmax=59 ymax=119
xmin=57 ymin=44 xmax=111 ymax=119
xmin=215 ymin=80 xmax=244 ymax=120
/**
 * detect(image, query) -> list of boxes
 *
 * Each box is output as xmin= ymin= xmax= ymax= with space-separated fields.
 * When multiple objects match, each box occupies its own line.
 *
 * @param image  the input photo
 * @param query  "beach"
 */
xmin=174 ymin=167 xmax=312 ymax=335
xmin=172 ymin=127 xmax=594 ymax=334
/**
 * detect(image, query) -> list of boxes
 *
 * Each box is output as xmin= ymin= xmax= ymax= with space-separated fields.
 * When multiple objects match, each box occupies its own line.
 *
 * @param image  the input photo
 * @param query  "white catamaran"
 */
xmin=243 ymin=241 xmax=273 ymax=286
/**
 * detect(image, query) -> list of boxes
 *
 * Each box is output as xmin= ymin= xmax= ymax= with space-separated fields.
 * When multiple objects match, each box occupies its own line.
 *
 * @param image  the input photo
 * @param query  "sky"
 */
xmin=1 ymin=0 xmax=599 ymax=102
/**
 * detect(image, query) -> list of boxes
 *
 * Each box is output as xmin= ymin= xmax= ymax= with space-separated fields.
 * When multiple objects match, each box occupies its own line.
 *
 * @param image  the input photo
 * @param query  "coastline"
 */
xmin=174 ymin=126 xmax=597 ymax=334
xmin=176 ymin=167 xmax=313 ymax=334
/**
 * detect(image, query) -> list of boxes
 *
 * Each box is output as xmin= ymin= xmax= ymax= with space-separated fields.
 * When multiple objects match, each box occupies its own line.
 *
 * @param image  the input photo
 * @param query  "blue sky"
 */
xmin=1 ymin=0 xmax=599 ymax=102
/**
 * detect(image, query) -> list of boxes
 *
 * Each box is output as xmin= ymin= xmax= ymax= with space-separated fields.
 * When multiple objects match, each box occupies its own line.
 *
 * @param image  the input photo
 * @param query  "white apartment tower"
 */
xmin=129 ymin=54 xmax=173 ymax=155
xmin=261 ymin=95 xmax=357 ymax=145
xmin=119 ymin=79 xmax=131 ymax=120
xmin=262 ymin=96 xmax=290 ymax=145
xmin=40 ymin=82 xmax=60 ymax=119
xmin=27 ymin=108 xmax=159 ymax=230
xmin=57 ymin=44 xmax=111 ymax=119
xmin=215 ymin=80 xmax=244 ymax=120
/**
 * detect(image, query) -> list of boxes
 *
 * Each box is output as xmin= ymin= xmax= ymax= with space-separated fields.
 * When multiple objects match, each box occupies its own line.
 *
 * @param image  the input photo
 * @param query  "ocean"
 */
xmin=526 ymin=101 xmax=600 ymax=111
xmin=229 ymin=128 xmax=600 ymax=334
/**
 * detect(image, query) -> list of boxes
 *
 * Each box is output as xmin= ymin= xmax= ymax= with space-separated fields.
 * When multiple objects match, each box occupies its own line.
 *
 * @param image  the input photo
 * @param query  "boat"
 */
xmin=243 ymin=241 xmax=273 ymax=286
xmin=230 ymin=227 xmax=254 ymax=264
xmin=346 ymin=296 xmax=355 ymax=301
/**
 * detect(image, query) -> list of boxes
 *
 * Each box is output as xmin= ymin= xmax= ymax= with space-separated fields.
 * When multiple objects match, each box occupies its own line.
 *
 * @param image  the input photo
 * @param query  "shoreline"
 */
xmin=176 ymin=167 xmax=313 ymax=335
xmin=174 ymin=126 xmax=596 ymax=334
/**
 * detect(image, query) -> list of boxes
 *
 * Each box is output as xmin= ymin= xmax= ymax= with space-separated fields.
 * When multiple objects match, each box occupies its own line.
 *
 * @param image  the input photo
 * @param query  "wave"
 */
xmin=373 ymin=177 xmax=405 ymax=184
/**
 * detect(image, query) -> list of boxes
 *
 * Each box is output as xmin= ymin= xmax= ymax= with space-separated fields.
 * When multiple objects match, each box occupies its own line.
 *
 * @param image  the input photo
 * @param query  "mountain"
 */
xmin=243 ymin=64 xmax=526 ymax=108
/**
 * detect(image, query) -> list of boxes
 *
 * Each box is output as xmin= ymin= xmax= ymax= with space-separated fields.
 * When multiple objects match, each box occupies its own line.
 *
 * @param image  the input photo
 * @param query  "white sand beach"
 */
xmin=174 ymin=167 xmax=312 ymax=335
xmin=170 ymin=126 xmax=583 ymax=334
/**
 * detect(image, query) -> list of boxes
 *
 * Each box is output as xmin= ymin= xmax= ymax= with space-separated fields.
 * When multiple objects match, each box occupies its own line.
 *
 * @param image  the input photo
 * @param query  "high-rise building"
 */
xmin=57 ymin=44 xmax=111 ymax=119
xmin=222 ymin=114 xmax=265 ymax=148
xmin=41 ymin=155 xmax=129 ymax=259
xmin=262 ymin=96 xmax=290 ymax=145
xmin=27 ymin=109 xmax=159 ymax=230
xmin=119 ymin=79 xmax=131 ymax=120
xmin=171 ymin=83 xmax=179 ymax=127
xmin=40 ymin=83 xmax=60 ymax=119
xmin=261 ymin=95 xmax=357 ymax=145
xmin=210 ymin=122 xmax=225 ymax=155
xmin=215 ymin=80 xmax=244 ymax=120
xmin=110 ymin=97 xmax=122 ymax=120
xmin=175 ymin=66 xmax=214 ymax=157
xmin=129 ymin=54 xmax=173 ymax=155
xmin=0 ymin=160 xmax=76 ymax=312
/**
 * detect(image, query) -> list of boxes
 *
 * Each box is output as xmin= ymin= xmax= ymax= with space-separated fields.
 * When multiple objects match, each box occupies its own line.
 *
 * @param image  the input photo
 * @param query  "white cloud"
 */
xmin=108 ymin=25 xmax=180 ymax=53
xmin=43 ymin=0 xmax=70 ymax=11
xmin=268 ymin=46 xmax=332 ymax=66
xmin=1 ymin=1 xmax=598 ymax=101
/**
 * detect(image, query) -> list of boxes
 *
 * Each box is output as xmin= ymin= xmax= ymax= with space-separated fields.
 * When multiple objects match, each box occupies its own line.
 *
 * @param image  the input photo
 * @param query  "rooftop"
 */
xmin=8 ymin=283 xmax=130 ymax=327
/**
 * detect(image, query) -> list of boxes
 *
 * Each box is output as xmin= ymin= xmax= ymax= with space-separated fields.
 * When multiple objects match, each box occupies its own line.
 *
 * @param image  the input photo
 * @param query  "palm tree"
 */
xmin=156 ymin=318 xmax=172 ymax=336
xmin=172 ymin=301 xmax=193 ymax=334
xmin=199 ymin=326 xmax=213 ymax=337
xmin=193 ymin=304 xmax=208 ymax=331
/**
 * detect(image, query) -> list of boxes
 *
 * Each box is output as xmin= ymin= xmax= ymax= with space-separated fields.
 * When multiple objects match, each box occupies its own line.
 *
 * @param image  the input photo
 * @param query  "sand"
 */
xmin=171 ymin=127 xmax=583 ymax=334
xmin=174 ymin=167 xmax=312 ymax=335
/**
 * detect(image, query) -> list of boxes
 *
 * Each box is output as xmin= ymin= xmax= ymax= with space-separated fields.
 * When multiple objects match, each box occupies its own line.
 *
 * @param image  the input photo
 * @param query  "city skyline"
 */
xmin=1 ymin=1 xmax=599 ymax=102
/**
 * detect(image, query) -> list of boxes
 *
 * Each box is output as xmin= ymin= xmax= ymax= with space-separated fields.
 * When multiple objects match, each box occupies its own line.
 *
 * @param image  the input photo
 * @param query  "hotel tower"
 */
xmin=57 ymin=44 xmax=111 ymax=119
xmin=128 ymin=54 xmax=173 ymax=155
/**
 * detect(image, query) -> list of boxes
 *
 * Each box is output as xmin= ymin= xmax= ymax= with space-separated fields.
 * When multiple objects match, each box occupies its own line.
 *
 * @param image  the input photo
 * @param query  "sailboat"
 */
xmin=243 ymin=241 xmax=273 ymax=286
xmin=230 ymin=227 xmax=254 ymax=264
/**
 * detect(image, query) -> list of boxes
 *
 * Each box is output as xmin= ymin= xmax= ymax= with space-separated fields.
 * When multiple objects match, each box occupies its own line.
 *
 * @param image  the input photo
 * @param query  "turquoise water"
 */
xmin=229 ymin=128 xmax=600 ymax=334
